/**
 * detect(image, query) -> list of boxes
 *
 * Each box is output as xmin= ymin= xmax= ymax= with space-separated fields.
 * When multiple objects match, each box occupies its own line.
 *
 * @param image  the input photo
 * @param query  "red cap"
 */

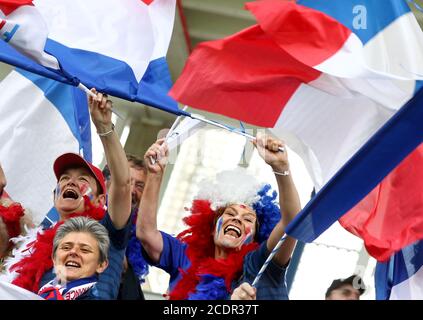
xmin=53 ymin=153 xmax=106 ymax=194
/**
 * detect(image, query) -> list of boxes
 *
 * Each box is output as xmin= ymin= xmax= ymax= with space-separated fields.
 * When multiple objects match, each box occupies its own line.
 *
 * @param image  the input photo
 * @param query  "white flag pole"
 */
xmin=150 ymin=105 xmax=189 ymax=165
xmin=252 ymin=234 xmax=287 ymax=287
xmin=77 ymin=83 xmax=124 ymax=120
xmin=190 ymin=113 xmax=285 ymax=152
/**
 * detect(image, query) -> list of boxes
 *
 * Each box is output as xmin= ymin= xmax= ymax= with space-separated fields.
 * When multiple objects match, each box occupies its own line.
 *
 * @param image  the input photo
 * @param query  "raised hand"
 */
xmin=144 ymin=138 xmax=169 ymax=175
xmin=231 ymin=282 xmax=257 ymax=300
xmin=88 ymin=88 xmax=113 ymax=134
xmin=253 ymin=132 xmax=289 ymax=172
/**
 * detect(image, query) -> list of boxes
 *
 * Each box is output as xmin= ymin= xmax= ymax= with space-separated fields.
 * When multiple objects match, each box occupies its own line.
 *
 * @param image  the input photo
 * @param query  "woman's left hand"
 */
xmin=253 ymin=132 xmax=289 ymax=172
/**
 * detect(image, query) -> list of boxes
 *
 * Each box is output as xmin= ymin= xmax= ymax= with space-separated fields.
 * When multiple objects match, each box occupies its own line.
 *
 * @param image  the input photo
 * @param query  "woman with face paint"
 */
xmin=137 ymin=133 xmax=301 ymax=300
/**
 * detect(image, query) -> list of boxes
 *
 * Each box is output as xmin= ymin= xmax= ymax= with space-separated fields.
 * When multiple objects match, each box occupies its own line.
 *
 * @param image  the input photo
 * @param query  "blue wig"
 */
xmin=252 ymin=184 xmax=281 ymax=243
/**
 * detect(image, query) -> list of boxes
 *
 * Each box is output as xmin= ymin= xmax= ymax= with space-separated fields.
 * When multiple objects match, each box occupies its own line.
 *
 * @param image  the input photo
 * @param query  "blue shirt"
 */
xmin=233 ymin=241 xmax=289 ymax=300
xmin=144 ymin=231 xmax=288 ymax=299
xmin=143 ymin=231 xmax=190 ymax=291
xmin=39 ymin=212 xmax=131 ymax=300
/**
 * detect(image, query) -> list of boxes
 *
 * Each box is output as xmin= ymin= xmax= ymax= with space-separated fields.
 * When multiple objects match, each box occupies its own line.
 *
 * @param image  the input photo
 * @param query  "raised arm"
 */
xmin=89 ymin=90 xmax=131 ymax=229
xmin=254 ymin=133 xmax=301 ymax=266
xmin=136 ymin=138 xmax=168 ymax=263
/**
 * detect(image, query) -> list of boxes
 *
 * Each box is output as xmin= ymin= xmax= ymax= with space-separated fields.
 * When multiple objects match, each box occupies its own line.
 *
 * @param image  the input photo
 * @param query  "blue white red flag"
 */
xmin=375 ymin=239 xmax=423 ymax=300
xmin=0 ymin=0 xmax=184 ymax=116
xmin=170 ymin=0 xmax=423 ymax=261
xmin=0 ymin=69 xmax=91 ymax=225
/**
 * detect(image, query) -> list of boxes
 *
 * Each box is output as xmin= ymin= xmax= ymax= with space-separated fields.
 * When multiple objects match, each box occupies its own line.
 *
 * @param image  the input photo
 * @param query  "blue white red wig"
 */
xmin=195 ymin=168 xmax=281 ymax=243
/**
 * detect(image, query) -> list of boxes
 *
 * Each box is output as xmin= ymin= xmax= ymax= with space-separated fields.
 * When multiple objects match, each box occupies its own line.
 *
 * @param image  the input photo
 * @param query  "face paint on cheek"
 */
xmin=80 ymin=184 xmax=94 ymax=202
xmin=54 ymin=184 xmax=61 ymax=200
xmin=242 ymin=226 xmax=253 ymax=245
xmin=214 ymin=216 xmax=223 ymax=240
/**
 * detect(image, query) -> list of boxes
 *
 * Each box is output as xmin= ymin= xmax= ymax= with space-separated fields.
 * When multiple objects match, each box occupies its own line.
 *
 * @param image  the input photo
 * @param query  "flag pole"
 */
xmin=190 ymin=113 xmax=285 ymax=152
xmin=251 ymin=234 xmax=287 ymax=287
xmin=77 ymin=83 xmax=125 ymax=120
xmin=150 ymin=105 xmax=189 ymax=165
xmin=165 ymin=105 xmax=189 ymax=143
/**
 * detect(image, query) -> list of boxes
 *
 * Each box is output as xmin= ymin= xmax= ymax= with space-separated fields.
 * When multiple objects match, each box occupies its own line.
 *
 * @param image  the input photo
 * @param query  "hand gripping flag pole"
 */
xmin=78 ymin=83 xmax=124 ymax=120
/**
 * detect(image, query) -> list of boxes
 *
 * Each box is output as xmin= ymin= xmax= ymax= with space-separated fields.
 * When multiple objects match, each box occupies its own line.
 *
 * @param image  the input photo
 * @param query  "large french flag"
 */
xmin=170 ymin=0 xmax=423 ymax=261
xmin=0 ymin=0 xmax=186 ymax=116
xmin=339 ymin=143 xmax=423 ymax=262
xmin=0 ymin=69 xmax=91 ymax=226
xmin=375 ymin=239 xmax=423 ymax=300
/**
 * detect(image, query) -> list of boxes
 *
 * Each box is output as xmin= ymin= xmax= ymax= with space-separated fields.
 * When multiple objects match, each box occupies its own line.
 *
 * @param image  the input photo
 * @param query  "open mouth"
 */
xmin=65 ymin=261 xmax=81 ymax=268
xmin=62 ymin=189 xmax=79 ymax=200
xmin=224 ymin=225 xmax=241 ymax=238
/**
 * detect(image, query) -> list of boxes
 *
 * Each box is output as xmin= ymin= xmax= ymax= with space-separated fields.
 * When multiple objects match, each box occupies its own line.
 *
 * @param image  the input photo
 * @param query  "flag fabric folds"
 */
xmin=0 ymin=280 xmax=44 ymax=300
xmin=0 ymin=0 xmax=185 ymax=116
xmin=339 ymin=144 xmax=423 ymax=262
xmin=375 ymin=240 xmax=423 ymax=300
xmin=0 ymin=69 xmax=91 ymax=225
xmin=0 ymin=0 xmax=59 ymax=69
xmin=283 ymin=88 xmax=423 ymax=256
xmin=170 ymin=0 xmax=423 ymax=261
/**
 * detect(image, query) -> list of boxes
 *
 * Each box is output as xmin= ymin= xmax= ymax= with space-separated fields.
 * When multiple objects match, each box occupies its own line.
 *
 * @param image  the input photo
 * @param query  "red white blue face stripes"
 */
xmin=214 ymin=216 xmax=223 ymax=239
xmin=79 ymin=184 xmax=94 ymax=202
xmin=54 ymin=183 xmax=61 ymax=201
xmin=54 ymin=182 xmax=94 ymax=203
xmin=242 ymin=226 xmax=253 ymax=246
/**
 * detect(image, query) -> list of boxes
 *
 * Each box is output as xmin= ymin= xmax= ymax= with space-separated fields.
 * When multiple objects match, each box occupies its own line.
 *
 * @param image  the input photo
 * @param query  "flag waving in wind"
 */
xmin=339 ymin=143 xmax=423 ymax=262
xmin=0 ymin=0 xmax=185 ymax=116
xmin=0 ymin=69 xmax=91 ymax=225
xmin=171 ymin=0 xmax=421 ymax=128
xmin=375 ymin=239 xmax=423 ymax=299
xmin=170 ymin=0 xmax=423 ymax=261
xmin=0 ymin=0 xmax=59 ymax=68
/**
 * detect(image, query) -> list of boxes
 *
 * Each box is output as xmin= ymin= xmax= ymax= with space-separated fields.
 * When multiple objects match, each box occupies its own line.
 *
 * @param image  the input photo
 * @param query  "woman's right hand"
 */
xmin=231 ymin=282 xmax=257 ymax=300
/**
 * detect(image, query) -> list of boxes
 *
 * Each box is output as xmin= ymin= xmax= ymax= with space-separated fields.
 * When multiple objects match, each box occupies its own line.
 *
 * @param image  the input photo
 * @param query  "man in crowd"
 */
xmin=325 ymin=275 xmax=365 ymax=300
xmin=103 ymin=154 xmax=148 ymax=299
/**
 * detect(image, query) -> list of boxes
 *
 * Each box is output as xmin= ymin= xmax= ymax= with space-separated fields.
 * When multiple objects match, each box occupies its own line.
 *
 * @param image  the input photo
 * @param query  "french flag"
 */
xmin=375 ymin=239 xmax=423 ymax=300
xmin=0 ymin=69 xmax=91 ymax=226
xmin=0 ymin=0 xmax=59 ymax=69
xmin=170 ymin=0 xmax=423 ymax=268
xmin=0 ymin=0 xmax=185 ymax=116
xmin=0 ymin=0 xmax=179 ymax=225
